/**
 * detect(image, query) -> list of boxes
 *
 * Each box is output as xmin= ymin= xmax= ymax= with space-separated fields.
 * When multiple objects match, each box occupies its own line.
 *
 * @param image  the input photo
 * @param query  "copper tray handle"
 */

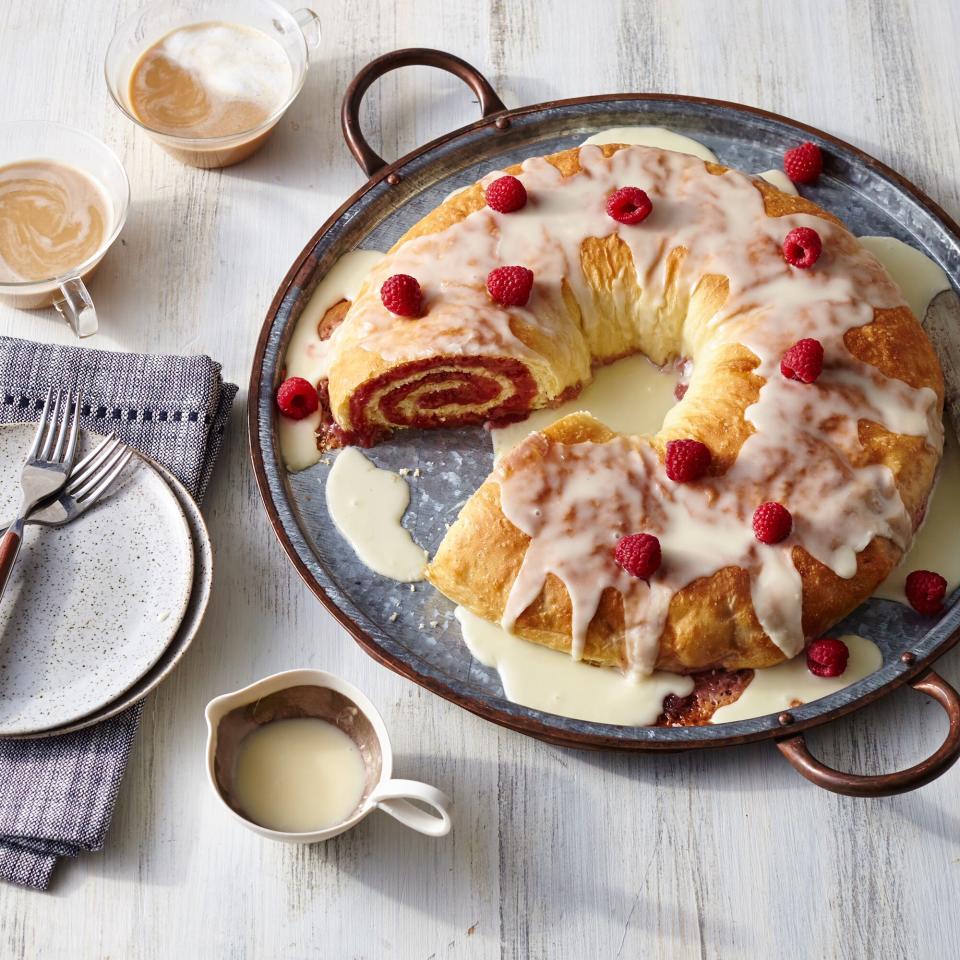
xmin=341 ymin=48 xmax=507 ymax=177
xmin=777 ymin=670 xmax=960 ymax=796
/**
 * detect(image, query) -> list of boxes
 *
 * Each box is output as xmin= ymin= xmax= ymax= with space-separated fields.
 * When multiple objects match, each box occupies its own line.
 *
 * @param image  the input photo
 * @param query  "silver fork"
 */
xmin=0 ymin=389 xmax=81 ymax=600
xmin=22 ymin=435 xmax=134 ymax=529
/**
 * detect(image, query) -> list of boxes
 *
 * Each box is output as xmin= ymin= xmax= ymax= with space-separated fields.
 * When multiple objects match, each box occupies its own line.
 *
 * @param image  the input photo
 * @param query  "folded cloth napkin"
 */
xmin=0 ymin=336 xmax=237 ymax=890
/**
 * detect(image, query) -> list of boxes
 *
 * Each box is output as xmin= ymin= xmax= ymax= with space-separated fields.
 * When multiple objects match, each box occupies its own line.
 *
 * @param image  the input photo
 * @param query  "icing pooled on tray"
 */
xmin=279 ymin=249 xmax=384 ymax=471
xmin=858 ymin=235 xmax=951 ymax=320
xmin=756 ymin=169 xmax=799 ymax=196
xmin=456 ymin=605 xmax=693 ymax=725
xmin=581 ymin=125 xmax=719 ymax=162
xmin=710 ymin=634 xmax=881 ymax=724
xmin=325 ymin=446 xmax=427 ymax=582
xmin=490 ymin=354 xmax=680 ymax=461
xmin=458 ymin=607 xmax=882 ymax=727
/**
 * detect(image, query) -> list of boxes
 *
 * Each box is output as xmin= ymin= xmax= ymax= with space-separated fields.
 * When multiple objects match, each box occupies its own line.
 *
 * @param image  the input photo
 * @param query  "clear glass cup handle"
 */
xmin=55 ymin=277 xmax=98 ymax=338
xmin=293 ymin=8 xmax=321 ymax=56
xmin=369 ymin=779 xmax=452 ymax=837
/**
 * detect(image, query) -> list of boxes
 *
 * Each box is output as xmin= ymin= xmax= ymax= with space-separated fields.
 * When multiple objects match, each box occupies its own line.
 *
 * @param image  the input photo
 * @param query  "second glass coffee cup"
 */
xmin=105 ymin=0 xmax=321 ymax=169
xmin=0 ymin=121 xmax=129 ymax=338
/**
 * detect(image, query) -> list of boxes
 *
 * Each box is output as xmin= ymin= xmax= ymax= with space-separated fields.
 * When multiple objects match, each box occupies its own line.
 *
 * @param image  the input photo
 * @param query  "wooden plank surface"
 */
xmin=2 ymin=1 xmax=960 ymax=957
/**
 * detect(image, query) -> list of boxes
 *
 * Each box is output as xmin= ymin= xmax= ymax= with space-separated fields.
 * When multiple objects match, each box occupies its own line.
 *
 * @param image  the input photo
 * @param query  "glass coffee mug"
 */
xmin=105 ymin=0 xmax=321 ymax=169
xmin=0 ymin=121 xmax=129 ymax=338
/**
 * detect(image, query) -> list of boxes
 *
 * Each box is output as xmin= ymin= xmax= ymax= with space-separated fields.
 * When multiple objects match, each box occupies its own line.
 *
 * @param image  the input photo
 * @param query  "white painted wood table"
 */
xmin=2 ymin=1 xmax=960 ymax=956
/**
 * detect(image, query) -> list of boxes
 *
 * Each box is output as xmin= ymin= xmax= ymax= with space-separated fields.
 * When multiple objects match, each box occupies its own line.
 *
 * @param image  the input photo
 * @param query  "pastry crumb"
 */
xmin=398 ymin=467 xmax=410 ymax=476
xmin=413 ymin=468 xmax=421 ymax=478
xmin=429 ymin=620 xmax=438 ymax=628
xmin=388 ymin=612 xmax=398 ymax=622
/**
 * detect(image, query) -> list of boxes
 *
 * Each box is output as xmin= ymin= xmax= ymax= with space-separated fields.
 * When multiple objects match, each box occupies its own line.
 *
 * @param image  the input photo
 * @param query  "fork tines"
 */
xmin=28 ymin=388 xmax=81 ymax=466
xmin=68 ymin=437 xmax=133 ymax=502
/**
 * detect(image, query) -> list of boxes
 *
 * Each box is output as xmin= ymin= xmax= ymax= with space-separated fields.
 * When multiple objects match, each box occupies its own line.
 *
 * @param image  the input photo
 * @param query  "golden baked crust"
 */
xmin=427 ymin=409 xmax=934 ymax=672
xmin=326 ymin=143 xmax=944 ymax=673
xmin=328 ymin=146 xmax=864 ymax=433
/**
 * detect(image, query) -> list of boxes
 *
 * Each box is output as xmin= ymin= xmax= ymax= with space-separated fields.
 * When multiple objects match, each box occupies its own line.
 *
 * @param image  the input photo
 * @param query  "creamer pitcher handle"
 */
xmin=369 ymin=779 xmax=452 ymax=836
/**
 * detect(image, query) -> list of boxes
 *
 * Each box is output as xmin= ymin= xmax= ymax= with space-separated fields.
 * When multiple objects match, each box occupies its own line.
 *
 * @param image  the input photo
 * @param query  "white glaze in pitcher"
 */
xmin=204 ymin=669 xmax=452 ymax=842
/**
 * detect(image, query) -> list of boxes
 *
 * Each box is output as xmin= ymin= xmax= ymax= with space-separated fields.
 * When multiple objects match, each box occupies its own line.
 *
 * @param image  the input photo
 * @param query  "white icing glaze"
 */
xmin=490 ymin=354 xmax=679 ymax=460
xmin=286 ymin=250 xmax=386 ymax=386
xmin=579 ymin=128 xmax=798 ymax=195
xmin=456 ymin=605 xmax=693 ymax=725
xmin=279 ymin=249 xmax=385 ymax=471
xmin=443 ymin=184 xmax=470 ymax=204
xmin=874 ymin=429 xmax=960 ymax=603
xmin=858 ymin=236 xmax=951 ymax=320
xmin=710 ymin=634 xmax=882 ymax=724
xmin=325 ymin=446 xmax=427 ymax=582
xmin=756 ymin=169 xmax=799 ymax=196
xmin=857 ymin=235 xmax=956 ymax=604
xmin=233 ymin=718 xmax=366 ymax=832
xmin=454 ymin=233 xmax=952 ymax=725
xmin=277 ymin=414 xmax=325 ymax=473
xmin=342 ymin=144 xmax=940 ymax=672
xmin=581 ymin=126 xmax=719 ymax=163
xmin=486 ymin=235 xmax=956 ymax=613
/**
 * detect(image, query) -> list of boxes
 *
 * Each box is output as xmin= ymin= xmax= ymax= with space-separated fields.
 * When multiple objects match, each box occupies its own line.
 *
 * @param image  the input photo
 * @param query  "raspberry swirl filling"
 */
xmin=348 ymin=356 xmax=537 ymax=433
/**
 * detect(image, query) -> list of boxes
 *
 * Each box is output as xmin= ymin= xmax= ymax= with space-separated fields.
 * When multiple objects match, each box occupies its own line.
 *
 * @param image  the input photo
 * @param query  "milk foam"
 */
xmin=160 ymin=23 xmax=292 ymax=109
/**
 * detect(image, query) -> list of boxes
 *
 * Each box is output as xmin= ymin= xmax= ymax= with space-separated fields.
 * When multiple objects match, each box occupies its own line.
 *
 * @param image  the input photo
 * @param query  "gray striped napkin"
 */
xmin=0 ymin=336 xmax=237 ymax=890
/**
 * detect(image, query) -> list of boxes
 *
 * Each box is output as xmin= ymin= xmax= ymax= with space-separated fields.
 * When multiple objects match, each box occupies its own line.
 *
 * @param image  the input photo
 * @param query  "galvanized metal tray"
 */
xmin=250 ymin=49 xmax=960 ymax=794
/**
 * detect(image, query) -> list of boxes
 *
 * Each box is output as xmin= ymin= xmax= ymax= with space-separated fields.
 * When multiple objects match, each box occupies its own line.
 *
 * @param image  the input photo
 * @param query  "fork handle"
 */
xmin=0 ymin=520 xmax=25 ymax=602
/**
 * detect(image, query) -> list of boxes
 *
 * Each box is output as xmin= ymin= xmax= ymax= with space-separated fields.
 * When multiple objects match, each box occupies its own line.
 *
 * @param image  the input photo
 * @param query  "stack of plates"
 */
xmin=0 ymin=424 xmax=213 ymax=739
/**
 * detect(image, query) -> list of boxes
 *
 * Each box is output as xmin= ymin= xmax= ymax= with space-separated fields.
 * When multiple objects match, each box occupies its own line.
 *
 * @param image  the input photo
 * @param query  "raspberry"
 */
xmin=486 ymin=266 xmax=534 ymax=307
xmin=780 ymin=338 xmax=824 ymax=384
xmin=782 ymin=227 xmax=822 ymax=269
xmin=380 ymin=274 xmax=422 ymax=317
xmin=614 ymin=533 xmax=662 ymax=579
xmin=806 ymin=637 xmax=850 ymax=677
xmin=665 ymin=439 xmax=711 ymax=483
xmin=752 ymin=501 xmax=792 ymax=544
xmin=276 ymin=377 xmax=319 ymax=420
xmin=606 ymin=186 xmax=653 ymax=225
xmin=485 ymin=175 xmax=527 ymax=213
xmin=783 ymin=141 xmax=823 ymax=184
xmin=905 ymin=569 xmax=948 ymax=615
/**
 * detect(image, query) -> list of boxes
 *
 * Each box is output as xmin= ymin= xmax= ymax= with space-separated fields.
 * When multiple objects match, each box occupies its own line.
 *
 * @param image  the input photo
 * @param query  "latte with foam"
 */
xmin=128 ymin=21 xmax=293 ymax=139
xmin=0 ymin=160 xmax=110 ymax=283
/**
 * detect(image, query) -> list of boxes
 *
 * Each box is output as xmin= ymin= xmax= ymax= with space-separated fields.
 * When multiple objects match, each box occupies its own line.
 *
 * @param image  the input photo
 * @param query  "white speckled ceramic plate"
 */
xmin=0 ymin=424 xmax=194 ymax=736
xmin=5 ymin=459 xmax=214 ymax=739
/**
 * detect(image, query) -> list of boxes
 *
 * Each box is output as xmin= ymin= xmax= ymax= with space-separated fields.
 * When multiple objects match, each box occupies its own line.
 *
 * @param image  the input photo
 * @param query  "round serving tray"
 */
xmin=250 ymin=49 xmax=960 ymax=793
